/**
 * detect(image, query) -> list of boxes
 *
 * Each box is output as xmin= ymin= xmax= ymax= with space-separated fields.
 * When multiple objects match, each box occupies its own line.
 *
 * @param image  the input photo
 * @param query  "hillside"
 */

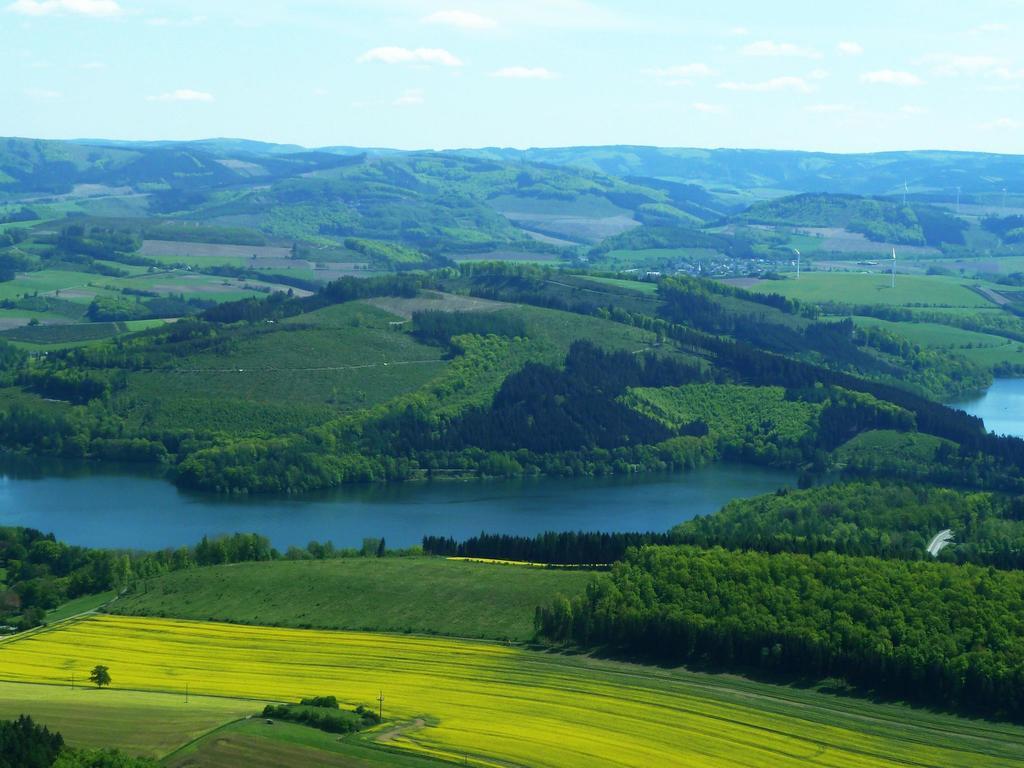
xmin=454 ymin=145 xmax=1024 ymax=201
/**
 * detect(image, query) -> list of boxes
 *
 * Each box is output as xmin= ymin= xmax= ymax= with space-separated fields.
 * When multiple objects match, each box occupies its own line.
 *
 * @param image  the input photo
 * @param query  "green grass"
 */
xmin=109 ymin=558 xmax=593 ymax=642
xmin=580 ymin=275 xmax=658 ymax=293
xmin=164 ymin=719 xmax=445 ymax=768
xmin=746 ymin=272 xmax=999 ymax=308
xmin=592 ymin=247 xmax=721 ymax=271
xmin=0 ymin=270 xmax=99 ymax=301
xmin=853 ymin=315 xmax=1024 ymax=369
xmin=45 ymin=590 xmax=117 ymax=623
xmin=0 ymin=681 xmax=250 ymax=759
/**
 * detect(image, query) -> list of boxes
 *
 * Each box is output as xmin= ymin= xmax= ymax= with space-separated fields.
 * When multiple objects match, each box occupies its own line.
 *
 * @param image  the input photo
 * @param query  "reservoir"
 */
xmin=950 ymin=378 xmax=1024 ymax=440
xmin=0 ymin=457 xmax=792 ymax=550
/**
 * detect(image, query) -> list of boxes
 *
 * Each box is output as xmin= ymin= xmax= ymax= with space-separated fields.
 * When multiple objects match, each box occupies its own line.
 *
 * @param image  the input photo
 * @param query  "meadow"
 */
xmin=0 ymin=681 xmax=250 ymax=759
xmin=745 ymin=272 xmax=998 ymax=308
xmin=110 ymin=558 xmax=592 ymax=642
xmin=1 ymin=615 xmax=1022 ymax=768
xmin=852 ymin=316 xmax=1024 ymax=369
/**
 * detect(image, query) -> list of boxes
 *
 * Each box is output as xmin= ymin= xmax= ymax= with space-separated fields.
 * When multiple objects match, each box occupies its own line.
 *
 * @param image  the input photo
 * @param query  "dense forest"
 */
xmin=674 ymin=482 xmax=1024 ymax=568
xmin=536 ymin=545 xmax=1024 ymax=720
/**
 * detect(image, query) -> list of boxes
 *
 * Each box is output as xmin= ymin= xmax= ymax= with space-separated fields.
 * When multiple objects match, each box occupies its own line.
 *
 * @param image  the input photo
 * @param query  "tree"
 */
xmin=376 ymin=538 xmax=386 ymax=558
xmin=89 ymin=665 xmax=111 ymax=689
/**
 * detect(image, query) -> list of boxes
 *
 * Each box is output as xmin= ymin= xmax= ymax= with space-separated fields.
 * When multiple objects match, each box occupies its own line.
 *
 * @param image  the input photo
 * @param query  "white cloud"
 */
xmin=741 ymin=40 xmax=822 ymax=59
xmin=990 ymin=67 xmax=1024 ymax=81
xmin=808 ymin=68 xmax=829 ymax=81
xmin=728 ymin=26 xmax=749 ymax=36
xmin=358 ymin=47 xmax=463 ymax=67
xmin=393 ymin=88 xmax=425 ymax=106
xmin=422 ymin=10 xmax=496 ymax=29
xmin=837 ymin=41 xmax=863 ymax=56
xmin=7 ymin=0 xmax=119 ymax=16
xmin=491 ymin=66 xmax=556 ymax=79
xmin=927 ymin=54 xmax=999 ymax=76
xmin=860 ymin=69 xmax=923 ymax=86
xmin=900 ymin=105 xmax=927 ymax=115
xmin=24 ymin=87 xmax=62 ymax=100
xmin=79 ymin=60 xmax=105 ymax=70
xmin=971 ymin=23 xmax=1009 ymax=34
xmin=805 ymin=103 xmax=853 ymax=113
xmin=146 ymin=89 xmax=215 ymax=103
xmin=646 ymin=63 xmax=715 ymax=80
xmin=983 ymin=117 xmax=1022 ymax=130
xmin=692 ymin=102 xmax=726 ymax=114
xmin=311 ymin=87 xmax=329 ymax=97
xmin=719 ymin=76 xmax=815 ymax=93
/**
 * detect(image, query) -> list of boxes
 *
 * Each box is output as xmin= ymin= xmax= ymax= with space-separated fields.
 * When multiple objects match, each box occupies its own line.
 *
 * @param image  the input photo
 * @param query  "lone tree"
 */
xmin=89 ymin=665 xmax=111 ymax=689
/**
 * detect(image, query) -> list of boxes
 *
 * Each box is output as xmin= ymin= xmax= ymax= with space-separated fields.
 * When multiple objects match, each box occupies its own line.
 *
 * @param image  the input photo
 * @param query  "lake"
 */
xmin=949 ymin=378 xmax=1024 ymax=440
xmin=0 ymin=457 xmax=793 ymax=551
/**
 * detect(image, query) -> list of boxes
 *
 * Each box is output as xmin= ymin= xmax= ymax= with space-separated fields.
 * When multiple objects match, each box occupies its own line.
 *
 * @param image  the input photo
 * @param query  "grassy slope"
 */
xmin=109 ymin=558 xmax=593 ymax=642
xmin=45 ymin=590 xmax=117 ymax=623
xmin=164 ymin=719 xmax=444 ymax=768
xmin=853 ymin=315 xmax=1024 ymax=369
xmin=0 ymin=681 xmax=249 ymax=759
xmin=3 ymin=614 xmax=1022 ymax=768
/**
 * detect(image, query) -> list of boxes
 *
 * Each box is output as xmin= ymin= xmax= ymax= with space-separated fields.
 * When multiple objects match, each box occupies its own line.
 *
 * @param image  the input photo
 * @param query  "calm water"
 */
xmin=950 ymin=378 xmax=1024 ymax=439
xmin=0 ymin=457 xmax=793 ymax=550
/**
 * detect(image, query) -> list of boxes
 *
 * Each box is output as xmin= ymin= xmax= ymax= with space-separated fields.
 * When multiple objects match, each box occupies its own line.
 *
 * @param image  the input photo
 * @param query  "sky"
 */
xmin=2 ymin=0 xmax=1024 ymax=154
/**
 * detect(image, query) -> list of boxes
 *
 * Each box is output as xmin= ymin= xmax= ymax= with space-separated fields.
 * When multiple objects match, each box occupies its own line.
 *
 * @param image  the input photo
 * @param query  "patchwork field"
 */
xmin=1 ymin=615 xmax=1022 ymax=768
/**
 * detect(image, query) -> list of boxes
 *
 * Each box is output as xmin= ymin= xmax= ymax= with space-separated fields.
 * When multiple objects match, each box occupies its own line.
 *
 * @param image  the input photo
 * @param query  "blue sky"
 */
xmin=2 ymin=0 xmax=1023 ymax=153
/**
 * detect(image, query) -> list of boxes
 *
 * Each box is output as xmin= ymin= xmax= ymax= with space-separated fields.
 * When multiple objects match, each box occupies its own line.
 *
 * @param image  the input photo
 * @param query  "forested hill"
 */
xmin=450 ymin=145 xmax=1024 ymax=198
xmin=7 ymin=137 xmax=1024 ymax=201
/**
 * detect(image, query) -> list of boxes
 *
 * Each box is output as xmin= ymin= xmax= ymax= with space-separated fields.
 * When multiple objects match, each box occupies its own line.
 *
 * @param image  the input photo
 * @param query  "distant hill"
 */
xmin=734 ymin=193 xmax=968 ymax=247
xmin=446 ymin=145 xmax=1024 ymax=199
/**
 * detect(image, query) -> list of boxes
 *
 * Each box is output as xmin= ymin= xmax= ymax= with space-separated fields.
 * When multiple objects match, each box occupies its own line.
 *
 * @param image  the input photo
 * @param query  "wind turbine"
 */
xmin=956 ymin=185 xmax=961 ymax=214
xmin=903 ymin=180 xmax=909 ymax=206
xmin=793 ymin=248 xmax=801 ymax=280
xmin=891 ymin=247 xmax=897 ymax=289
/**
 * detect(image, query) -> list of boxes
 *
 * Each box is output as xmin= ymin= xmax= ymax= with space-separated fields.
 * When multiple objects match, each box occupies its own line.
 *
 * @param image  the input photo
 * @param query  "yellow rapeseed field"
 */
xmin=0 ymin=615 xmax=1021 ymax=768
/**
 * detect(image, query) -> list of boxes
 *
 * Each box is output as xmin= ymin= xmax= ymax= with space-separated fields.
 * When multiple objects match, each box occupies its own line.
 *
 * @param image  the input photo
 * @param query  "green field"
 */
xmin=746 ymin=272 xmax=999 ymax=308
xmin=164 ymin=719 xmax=443 ymax=768
xmin=45 ymin=590 xmax=118 ymax=623
xmin=852 ymin=315 xmax=1024 ymax=369
xmin=580 ymin=275 xmax=659 ymax=293
xmin=4 ymin=615 xmax=1023 ymax=768
xmin=110 ymin=558 xmax=592 ymax=642
xmin=0 ymin=681 xmax=250 ymax=759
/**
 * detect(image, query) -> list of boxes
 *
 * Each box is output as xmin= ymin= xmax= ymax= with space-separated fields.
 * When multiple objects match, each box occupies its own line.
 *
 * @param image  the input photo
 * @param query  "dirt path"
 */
xmin=374 ymin=718 xmax=426 ymax=743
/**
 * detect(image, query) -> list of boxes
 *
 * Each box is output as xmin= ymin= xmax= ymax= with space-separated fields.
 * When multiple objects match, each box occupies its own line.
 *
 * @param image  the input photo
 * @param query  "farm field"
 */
xmin=110 ymin=557 xmax=593 ymax=642
xmin=580 ymin=275 xmax=659 ymax=293
xmin=0 ymin=681 xmax=250 ymax=759
xmin=2 ymin=615 xmax=1023 ymax=768
xmin=851 ymin=316 xmax=1024 ymax=369
xmin=745 ymin=272 xmax=1000 ymax=308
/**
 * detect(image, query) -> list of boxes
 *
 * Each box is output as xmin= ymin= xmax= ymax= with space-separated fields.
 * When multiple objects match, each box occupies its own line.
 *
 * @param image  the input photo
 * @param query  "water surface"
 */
xmin=949 ymin=378 xmax=1024 ymax=439
xmin=0 ymin=457 xmax=792 ymax=550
